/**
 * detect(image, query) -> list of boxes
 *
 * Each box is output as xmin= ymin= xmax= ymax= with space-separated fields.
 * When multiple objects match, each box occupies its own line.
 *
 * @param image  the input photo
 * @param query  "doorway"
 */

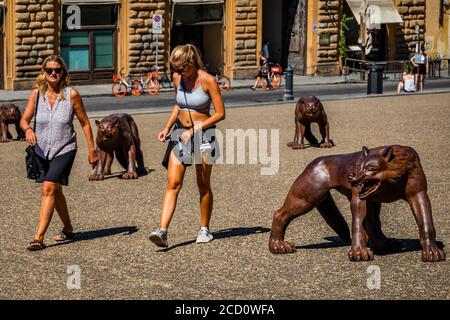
xmin=171 ymin=1 xmax=224 ymax=73
xmin=279 ymin=0 xmax=307 ymax=74
xmin=262 ymin=0 xmax=283 ymax=65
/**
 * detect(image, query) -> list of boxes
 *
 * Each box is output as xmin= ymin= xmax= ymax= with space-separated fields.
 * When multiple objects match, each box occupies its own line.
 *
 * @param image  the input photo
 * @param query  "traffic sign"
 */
xmin=153 ymin=14 xmax=163 ymax=34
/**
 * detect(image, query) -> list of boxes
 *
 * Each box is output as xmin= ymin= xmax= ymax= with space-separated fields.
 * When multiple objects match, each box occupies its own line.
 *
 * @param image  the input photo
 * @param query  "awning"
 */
xmin=61 ymin=0 xmax=120 ymax=4
xmin=346 ymin=0 xmax=403 ymax=24
xmin=173 ymin=0 xmax=224 ymax=4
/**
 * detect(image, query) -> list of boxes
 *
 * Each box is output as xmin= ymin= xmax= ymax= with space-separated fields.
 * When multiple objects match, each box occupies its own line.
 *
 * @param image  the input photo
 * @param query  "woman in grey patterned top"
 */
xmin=20 ymin=55 xmax=98 ymax=251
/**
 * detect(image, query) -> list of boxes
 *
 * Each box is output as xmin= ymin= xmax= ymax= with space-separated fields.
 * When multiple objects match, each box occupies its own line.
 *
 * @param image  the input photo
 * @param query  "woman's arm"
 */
xmin=71 ymin=88 xmax=98 ymax=167
xmin=20 ymin=88 xmax=39 ymax=145
xmin=410 ymin=55 xmax=418 ymax=67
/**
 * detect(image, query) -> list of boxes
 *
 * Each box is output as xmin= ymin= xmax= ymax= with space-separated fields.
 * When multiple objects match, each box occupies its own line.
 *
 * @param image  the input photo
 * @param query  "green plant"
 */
xmin=338 ymin=14 xmax=354 ymax=59
xmin=404 ymin=60 xmax=414 ymax=72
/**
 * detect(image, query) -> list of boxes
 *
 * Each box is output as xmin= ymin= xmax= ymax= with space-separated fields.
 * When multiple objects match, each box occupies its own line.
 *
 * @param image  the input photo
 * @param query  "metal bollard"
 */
xmin=283 ymin=65 xmax=294 ymax=101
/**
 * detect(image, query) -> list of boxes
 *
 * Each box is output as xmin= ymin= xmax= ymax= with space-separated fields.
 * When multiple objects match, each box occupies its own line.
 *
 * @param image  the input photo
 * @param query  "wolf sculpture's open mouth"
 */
xmin=356 ymin=180 xmax=381 ymax=199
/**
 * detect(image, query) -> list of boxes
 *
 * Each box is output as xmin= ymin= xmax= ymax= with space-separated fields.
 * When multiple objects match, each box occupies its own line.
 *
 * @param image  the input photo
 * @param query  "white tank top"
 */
xmin=404 ymin=77 xmax=416 ymax=92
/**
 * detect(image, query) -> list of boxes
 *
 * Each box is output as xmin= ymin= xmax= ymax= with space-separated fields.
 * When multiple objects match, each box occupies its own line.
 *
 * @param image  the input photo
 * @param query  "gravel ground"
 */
xmin=0 ymin=93 xmax=449 ymax=300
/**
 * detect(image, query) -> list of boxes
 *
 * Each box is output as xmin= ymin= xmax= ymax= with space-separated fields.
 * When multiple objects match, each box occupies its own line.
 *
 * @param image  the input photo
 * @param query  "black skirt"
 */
xmin=417 ymin=64 xmax=426 ymax=75
xmin=162 ymin=120 xmax=219 ymax=169
xmin=35 ymin=150 xmax=77 ymax=186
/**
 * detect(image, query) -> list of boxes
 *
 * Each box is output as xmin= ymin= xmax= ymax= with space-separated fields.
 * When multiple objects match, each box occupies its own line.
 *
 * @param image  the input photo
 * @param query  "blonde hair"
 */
xmin=170 ymin=44 xmax=205 ymax=70
xmin=34 ymin=55 xmax=70 ymax=100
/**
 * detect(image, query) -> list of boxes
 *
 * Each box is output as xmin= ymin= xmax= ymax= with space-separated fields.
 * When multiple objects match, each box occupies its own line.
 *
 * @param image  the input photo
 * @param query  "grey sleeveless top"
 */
xmin=176 ymin=80 xmax=211 ymax=115
xmin=35 ymin=87 xmax=77 ymax=160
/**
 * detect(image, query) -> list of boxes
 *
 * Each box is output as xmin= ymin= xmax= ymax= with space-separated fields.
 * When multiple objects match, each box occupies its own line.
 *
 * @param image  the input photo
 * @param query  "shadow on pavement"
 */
xmin=46 ymin=226 xmax=138 ymax=248
xmin=296 ymin=236 xmax=445 ymax=256
xmin=102 ymin=167 xmax=154 ymax=180
xmin=296 ymin=236 xmax=350 ymax=250
xmin=156 ymin=226 xmax=270 ymax=252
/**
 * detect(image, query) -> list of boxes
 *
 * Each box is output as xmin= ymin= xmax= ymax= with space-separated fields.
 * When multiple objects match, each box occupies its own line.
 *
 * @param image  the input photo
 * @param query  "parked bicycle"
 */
xmin=154 ymin=65 xmax=173 ymax=89
xmin=260 ymin=62 xmax=282 ymax=90
xmin=206 ymin=65 xmax=231 ymax=92
xmin=112 ymin=68 xmax=142 ymax=97
xmin=131 ymin=70 xmax=160 ymax=96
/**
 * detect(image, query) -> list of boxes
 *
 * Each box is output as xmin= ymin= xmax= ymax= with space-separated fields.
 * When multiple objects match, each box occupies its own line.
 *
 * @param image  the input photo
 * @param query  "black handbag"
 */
xmin=25 ymin=91 xmax=40 ymax=180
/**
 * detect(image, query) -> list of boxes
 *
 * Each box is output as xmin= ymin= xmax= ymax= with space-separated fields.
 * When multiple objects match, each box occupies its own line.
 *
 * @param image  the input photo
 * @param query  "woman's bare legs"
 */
xmin=251 ymin=77 xmax=261 ymax=90
xmin=54 ymin=186 xmax=73 ymax=238
xmin=195 ymin=156 xmax=213 ymax=229
xmin=159 ymin=151 xmax=186 ymax=230
xmin=34 ymin=181 xmax=70 ymax=241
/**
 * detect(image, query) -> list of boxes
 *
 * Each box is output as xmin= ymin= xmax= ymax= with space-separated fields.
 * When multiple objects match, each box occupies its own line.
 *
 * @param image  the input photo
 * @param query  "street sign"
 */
xmin=153 ymin=14 xmax=163 ymax=34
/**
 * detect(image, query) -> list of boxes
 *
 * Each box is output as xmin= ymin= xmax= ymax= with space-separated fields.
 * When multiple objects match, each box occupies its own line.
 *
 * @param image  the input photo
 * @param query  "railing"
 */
xmin=344 ymin=57 xmax=450 ymax=80
xmin=344 ymin=58 xmax=408 ymax=80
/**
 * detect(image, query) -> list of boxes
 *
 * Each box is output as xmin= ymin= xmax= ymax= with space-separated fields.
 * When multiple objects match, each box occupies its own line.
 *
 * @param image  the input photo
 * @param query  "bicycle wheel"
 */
xmin=271 ymin=73 xmax=281 ymax=89
xmin=147 ymin=79 xmax=160 ymax=95
xmin=217 ymin=76 xmax=231 ymax=92
xmin=112 ymin=83 xmax=127 ymax=97
xmin=260 ymin=78 xmax=268 ymax=89
xmin=131 ymin=80 xmax=143 ymax=96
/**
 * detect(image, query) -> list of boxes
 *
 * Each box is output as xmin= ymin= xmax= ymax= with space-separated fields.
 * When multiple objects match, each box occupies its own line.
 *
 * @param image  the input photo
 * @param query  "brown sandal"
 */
xmin=27 ymin=239 xmax=46 ymax=251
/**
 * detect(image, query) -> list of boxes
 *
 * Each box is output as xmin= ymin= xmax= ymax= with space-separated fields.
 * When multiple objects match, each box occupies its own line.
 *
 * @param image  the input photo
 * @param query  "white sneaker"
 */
xmin=149 ymin=228 xmax=168 ymax=247
xmin=196 ymin=228 xmax=213 ymax=244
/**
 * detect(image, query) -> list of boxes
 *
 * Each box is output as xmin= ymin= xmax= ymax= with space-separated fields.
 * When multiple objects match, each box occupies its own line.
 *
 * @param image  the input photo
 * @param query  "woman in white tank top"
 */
xmin=20 ymin=55 xmax=98 ymax=251
xmin=149 ymin=44 xmax=225 ymax=247
xmin=397 ymin=68 xmax=416 ymax=93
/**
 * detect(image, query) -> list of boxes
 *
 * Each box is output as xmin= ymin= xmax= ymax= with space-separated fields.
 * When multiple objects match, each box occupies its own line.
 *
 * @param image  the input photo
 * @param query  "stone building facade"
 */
xmin=0 ymin=0 xmax=448 ymax=90
xmin=1 ymin=0 xmax=264 ymax=90
xmin=311 ymin=0 xmax=445 ymax=75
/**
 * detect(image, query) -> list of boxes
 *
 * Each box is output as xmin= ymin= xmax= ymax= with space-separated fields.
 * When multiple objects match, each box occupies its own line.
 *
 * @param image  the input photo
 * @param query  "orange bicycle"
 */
xmin=261 ymin=62 xmax=282 ymax=90
xmin=131 ymin=70 xmax=160 ymax=96
xmin=112 ymin=68 xmax=142 ymax=97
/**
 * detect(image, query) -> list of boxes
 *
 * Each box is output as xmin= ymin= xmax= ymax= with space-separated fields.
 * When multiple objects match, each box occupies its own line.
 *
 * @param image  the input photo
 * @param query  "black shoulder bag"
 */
xmin=25 ymin=91 xmax=41 ymax=180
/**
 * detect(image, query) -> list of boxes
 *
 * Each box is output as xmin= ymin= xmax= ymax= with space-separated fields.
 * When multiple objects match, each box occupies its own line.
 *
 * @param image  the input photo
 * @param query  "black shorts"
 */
xmin=417 ymin=64 xmax=426 ymax=75
xmin=36 ymin=150 xmax=77 ymax=186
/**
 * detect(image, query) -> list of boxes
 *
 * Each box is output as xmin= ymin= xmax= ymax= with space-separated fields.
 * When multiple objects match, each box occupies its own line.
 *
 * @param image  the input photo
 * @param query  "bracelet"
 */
xmin=25 ymin=127 xmax=33 ymax=132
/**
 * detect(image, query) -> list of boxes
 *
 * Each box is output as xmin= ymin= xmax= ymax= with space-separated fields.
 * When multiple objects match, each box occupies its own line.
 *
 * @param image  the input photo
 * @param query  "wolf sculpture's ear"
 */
xmin=382 ymin=146 xmax=394 ymax=162
xmin=95 ymin=120 xmax=100 ymax=127
xmin=362 ymin=146 xmax=369 ymax=157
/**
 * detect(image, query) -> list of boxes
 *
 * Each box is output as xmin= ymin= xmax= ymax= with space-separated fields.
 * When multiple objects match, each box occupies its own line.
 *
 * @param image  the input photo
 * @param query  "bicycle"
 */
xmin=205 ymin=65 xmax=231 ymax=92
xmin=154 ymin=65 xmax=173 ymax=89
xmin=131 ymin=71 xmax=160 ymax=96
xmin=112 ymin=68 xmax=142 ymax=97
xmin=260 ymin=62 xmax=282 ymax=90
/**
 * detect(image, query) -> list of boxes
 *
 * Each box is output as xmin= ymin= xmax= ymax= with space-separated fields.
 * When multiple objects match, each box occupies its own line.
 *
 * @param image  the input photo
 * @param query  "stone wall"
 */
xmin=317 ymin=0 xmax=340 ymax=64
xmin=394 ymin=0 xmax=426 ymax=59
xmin=234 ymin=0 xmax=258 ymax=77
xmin=128 ymin=0 xmax=166 ymax=76
xmin=15 ymin=0 xmax=56 ymax=79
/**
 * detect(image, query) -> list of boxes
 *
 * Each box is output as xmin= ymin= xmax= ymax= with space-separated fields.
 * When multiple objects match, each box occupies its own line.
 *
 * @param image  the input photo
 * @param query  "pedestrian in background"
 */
xmin=250 ymin=50 xmax=270 ymax=90
xmin=262 ymin=40 xmax=270 ymax=60
xmin=397 ymin=67 xmax=416 ymax=93
xmin=20 ymin=55 xmax=98 ymax=251
xmin=411 ymin=44 xmax=428 ymax=92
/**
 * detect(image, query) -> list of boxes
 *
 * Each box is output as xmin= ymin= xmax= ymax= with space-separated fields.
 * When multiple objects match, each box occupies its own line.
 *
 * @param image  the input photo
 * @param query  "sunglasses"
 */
xmin=44 ymin=67 xmax=63 ymax=75
xmin=172 ymin=63 xmax=190 ymax=73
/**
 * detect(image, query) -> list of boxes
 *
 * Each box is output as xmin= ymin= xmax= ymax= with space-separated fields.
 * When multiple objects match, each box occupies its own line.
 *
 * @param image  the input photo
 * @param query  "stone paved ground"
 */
xmin=0 ymin=93 xmax=449 ymax=300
